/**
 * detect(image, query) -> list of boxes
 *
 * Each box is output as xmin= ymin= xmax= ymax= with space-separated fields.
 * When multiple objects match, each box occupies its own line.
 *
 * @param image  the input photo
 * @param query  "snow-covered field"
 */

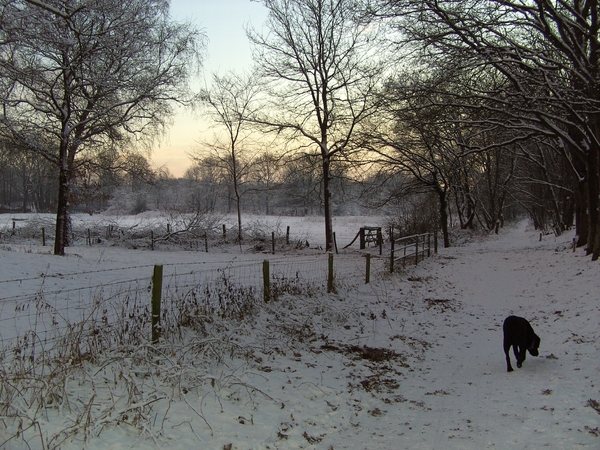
xmin=0 ymin=215 xmax=599 ymax=449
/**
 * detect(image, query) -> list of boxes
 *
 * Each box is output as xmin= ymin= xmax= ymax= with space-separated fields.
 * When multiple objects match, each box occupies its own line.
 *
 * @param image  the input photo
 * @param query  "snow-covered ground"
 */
xmin=0 ymin=215 xmax=599 ymax=449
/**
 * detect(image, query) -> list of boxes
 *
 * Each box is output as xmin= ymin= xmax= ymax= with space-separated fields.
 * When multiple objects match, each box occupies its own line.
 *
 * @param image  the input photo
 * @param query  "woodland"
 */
xmin=0 ymin=0 xmax=597 ymax=259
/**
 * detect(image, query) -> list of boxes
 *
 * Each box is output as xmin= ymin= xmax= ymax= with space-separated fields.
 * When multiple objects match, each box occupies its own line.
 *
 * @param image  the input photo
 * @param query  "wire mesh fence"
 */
xmin=0 ymin=213 xmax=304 ymax=252
xmin=0 ymin=253 xmax=385 ymax=364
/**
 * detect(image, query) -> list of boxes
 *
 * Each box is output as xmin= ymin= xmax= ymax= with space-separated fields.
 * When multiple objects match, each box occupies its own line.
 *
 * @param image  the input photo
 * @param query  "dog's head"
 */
xmin=528 ymin=334 xmax=541 ymax=356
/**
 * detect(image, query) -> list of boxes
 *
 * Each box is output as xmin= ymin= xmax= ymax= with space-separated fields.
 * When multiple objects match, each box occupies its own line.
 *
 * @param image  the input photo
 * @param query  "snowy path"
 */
xmin=370 ymin=221 xmax=600 ymax=449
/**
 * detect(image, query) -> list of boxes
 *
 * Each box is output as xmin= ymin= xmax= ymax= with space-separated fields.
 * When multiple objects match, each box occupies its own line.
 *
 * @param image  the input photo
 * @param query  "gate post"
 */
xmin=327 ymin=253 xmax=334 ymax=293
xmin=151 ymin=265 xmax=163 ymax=343
xmin=263 ymin=260 xmax=271 ymax=302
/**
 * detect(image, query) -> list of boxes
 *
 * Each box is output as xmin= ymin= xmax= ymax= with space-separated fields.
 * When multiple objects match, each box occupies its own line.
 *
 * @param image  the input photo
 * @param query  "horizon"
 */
xmin=152 ymin=0 xmax=268 ymax=178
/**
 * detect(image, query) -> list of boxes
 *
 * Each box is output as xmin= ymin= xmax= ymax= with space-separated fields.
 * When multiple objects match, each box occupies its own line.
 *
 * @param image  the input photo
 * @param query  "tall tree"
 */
xmin=247 ymin=0 xmax=385 ymax=251
xmin=0 ymin=0 xmax=203 ymax=254
xmin=367 ymin=62 xmax=496 ymax=247
xmin=368 ymin=83 xmax=457 ymax=248
xmin=198 ymin=72 xmax=261 ymax=242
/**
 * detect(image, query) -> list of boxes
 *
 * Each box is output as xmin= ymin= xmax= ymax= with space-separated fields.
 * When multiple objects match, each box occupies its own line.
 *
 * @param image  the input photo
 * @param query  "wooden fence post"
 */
xmin=151 ymin=265 xmax=163 ymax=344
xmin=359 ymin=227 xmax=365 ymax=249
xmin=263 ymin=260 xmax=271 ymax=302
xmin=327 ymin=253 xmax=334 ymax=293
xmin=87 ymin=228 xmax=91 ymax=246
xmin=415 ymin=235 xmax=419 ymax=265
xmin=151 ymin=230 xmax=154 ymax=251
xmin=378 ymin=228 xmax=383 ymax=255
xmin=427 ymin=233 xmax=431 ymax=257
xmin=365 ymin=253 xmax=371 ymax=284
xmin=434 ymin=230 xmax=438 ymax=253
xmin=286 ymin=226 xmax=290 ymax=245
xmin=390 ymin=238 xmax=395 ymax=274
xmin=272 ymin=231 xmax=276 ymax=254
xmin=204 ymin=232 xmax=208 ymax=252
xmin=41 ymin=228 xmax=45 ymax=247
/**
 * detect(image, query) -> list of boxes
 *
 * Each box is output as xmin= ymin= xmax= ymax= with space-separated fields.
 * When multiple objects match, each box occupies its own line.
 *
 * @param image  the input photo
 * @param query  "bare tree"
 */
xmin=197 ymin=72 xmax=261 ymax=242
xmin=367 ymin=64 xmax=488 ymax=247
xmin=247 ymin=0 xmax=385 ymax=251
xmin=379 ymin=0 xmax=600 ymax=259
xmin=279 ymin=153 xmax=324 ymax=216
xmin=247 ymin=151 xmax=284 ymax=215
xmin=367 ymin=102 xmax=454 ymax=246
xmin=0 ymin=0 xmax=204 ymax=254
xmin=184 ymin=158 xmax=226 ymax=213
xmin=510 ymin=138 xmax=576 ymax=233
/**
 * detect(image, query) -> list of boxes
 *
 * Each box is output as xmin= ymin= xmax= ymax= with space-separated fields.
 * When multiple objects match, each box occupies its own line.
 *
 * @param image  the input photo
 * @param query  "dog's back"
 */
xmin=503 ymin=315 xmax=540 ymax=372
xmin=503 ymin=315 xmax=533 ymax=344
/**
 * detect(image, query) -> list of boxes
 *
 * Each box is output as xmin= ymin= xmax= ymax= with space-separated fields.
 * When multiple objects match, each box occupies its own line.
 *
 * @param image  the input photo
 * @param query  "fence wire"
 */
xmin=0 ymin=253 xmax=385 ymax=364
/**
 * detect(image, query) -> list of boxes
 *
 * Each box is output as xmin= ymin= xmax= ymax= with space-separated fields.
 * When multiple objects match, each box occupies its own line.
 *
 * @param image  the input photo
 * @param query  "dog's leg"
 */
xmin=516 ymin=346 xmax=527 ymax=368
xmin=504 ymin=341 xmax=514 ymax=372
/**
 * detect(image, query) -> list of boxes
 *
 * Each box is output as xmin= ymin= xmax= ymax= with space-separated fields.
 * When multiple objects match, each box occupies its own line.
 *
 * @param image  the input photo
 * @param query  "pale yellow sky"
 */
xmin=153 ymin=107 xmax=202 ymax=177
xmin=152 ymin=0 xmax=268 ymax=177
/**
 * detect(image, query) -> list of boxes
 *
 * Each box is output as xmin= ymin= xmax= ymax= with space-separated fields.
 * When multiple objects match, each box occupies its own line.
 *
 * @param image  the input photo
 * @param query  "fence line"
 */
xmin=0 ymin=264 xmax=157 ymax=286
xmin=1 ymin=216 xmax=311 ymax=254
xmin=390 ymin=231 xmax=437 ymax=273
xmin=0 ymin=253 xmax=385 ymax=360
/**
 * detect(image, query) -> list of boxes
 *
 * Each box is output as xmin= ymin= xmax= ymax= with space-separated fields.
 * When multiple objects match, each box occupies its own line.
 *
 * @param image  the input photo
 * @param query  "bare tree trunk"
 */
xmin=455 ymin=183 xmax=475 ymax=230
xmin=21 ymin=172 xmax=29 ymax=213
xmin=588 ymin=138 xmax=600 ymax=259
xmin=236 ymin=194 xmax=242 ymax=242
xmin=586 ymin=141 xmax=600 ymax=260
xmin=438 ymin=189 xmax=450 ymax=248
xmin=232 ymin=146 xmax=243 ymax=243
xmin=54 ymin=164 xmax=70 ymax=255
xmin=323 ymin=155 xmax=333 ymax=252
xmin=592 ymin=212 xmax=600 ymax=261
xmin=567 ymin=137 xmax=589 ymax=247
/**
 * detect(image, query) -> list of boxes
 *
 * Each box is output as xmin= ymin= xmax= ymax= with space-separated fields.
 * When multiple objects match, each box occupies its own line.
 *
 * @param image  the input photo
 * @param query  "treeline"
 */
xmin=0 ymin=143 xmax=369 ymax=217
xmin=1 ymin=136 xmax=529 ymax=238
xmin=1 ymin=0 xmax=598 ymax=259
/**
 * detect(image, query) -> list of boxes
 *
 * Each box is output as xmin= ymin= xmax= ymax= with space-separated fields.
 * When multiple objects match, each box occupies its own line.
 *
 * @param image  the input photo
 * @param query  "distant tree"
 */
xmin=121 ymin=154 xmax=156 ymax=193
xmin=0 ymin=141 xmax=19 ymax=210
xmin=247 ymin=0 xmax=386 ymax=251
xmin=472 ymin=146 xmax=516 ymax=232
xmin=0 ymin=0 xmax=204 ymax=254
xmin=197 ymin=71 xmax=261 ymax=242
xmin=247 ymin=151 xmax=284 ymax=215
xmin=0 ymin=138 xmax=56 ymax=212
xmin=510 ymin=138 xmax=576 ymax=233
xmin=367 ymin=66 xmax=482 ymax=247
xmin=184 ymin=159 xmax=225 ymax=213
xmin=279 ymin=153 xmax=323 ymax=215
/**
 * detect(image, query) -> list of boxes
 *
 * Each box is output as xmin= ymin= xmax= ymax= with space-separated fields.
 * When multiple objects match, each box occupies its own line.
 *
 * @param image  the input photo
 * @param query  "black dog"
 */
xmin=503 ymin=315 xmax=541 ymax=372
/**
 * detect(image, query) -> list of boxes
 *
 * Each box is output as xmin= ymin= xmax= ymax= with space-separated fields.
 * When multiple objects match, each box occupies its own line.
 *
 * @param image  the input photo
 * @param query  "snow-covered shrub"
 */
xmin=385 ymin=192 xmax=438 ymax=239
